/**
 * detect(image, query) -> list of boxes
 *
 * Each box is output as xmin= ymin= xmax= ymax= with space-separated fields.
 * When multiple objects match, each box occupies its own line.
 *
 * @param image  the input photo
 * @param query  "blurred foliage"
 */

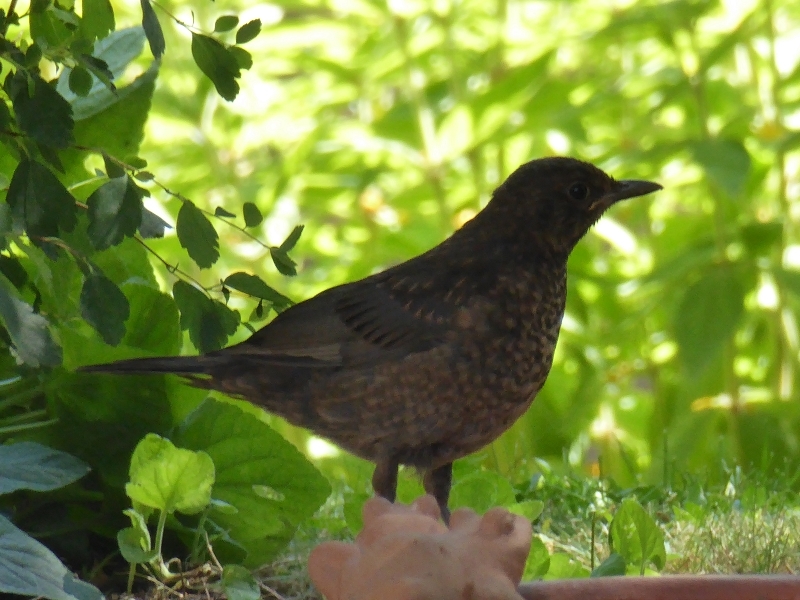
xmin=2 ymin=0 xmax=800 ymax=585
xmin=133 ymin=0 xmax=800 ymax=487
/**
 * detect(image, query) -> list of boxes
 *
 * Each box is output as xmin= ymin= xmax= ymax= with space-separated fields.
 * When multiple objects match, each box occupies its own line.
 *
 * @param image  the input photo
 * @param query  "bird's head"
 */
xmin=482 ymin=157 xmax=661 ymax=258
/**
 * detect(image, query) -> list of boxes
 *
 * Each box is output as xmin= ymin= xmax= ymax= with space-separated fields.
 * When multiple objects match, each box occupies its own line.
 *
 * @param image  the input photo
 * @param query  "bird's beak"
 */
xmin=590 ymin=179 xmax=662 ymax=211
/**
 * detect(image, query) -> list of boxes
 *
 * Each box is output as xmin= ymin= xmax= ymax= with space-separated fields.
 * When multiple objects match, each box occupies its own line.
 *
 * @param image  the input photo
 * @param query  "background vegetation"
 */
xmin=2 ymin=0 xmax=800 ymax=596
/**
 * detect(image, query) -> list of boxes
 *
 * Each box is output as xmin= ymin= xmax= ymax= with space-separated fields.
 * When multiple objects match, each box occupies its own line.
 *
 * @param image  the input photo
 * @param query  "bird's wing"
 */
xmin=221 ymin=271 xmax=458 ymax=368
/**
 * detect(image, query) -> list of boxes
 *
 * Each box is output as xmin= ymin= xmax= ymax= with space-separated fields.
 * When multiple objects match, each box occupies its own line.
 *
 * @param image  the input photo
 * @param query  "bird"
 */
xmin=80 ymin=157 xmax=661 ymax=523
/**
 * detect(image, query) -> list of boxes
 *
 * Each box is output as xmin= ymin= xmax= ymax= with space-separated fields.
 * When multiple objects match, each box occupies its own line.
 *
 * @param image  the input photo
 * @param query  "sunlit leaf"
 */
xmin=126 ymin=433 xmax=214 ymax=514
xmin=609 ymin=498 xmax=666 ymax=574
xmin=80 ymin=0 xmax=115 ymax=41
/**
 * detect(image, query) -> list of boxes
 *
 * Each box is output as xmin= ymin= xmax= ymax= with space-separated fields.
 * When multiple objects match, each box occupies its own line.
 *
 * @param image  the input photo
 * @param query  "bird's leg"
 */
xmin=371 ymin=457 xmax=399 ymax=502
xmin=423 ymin=462 xmax=453 ymax=525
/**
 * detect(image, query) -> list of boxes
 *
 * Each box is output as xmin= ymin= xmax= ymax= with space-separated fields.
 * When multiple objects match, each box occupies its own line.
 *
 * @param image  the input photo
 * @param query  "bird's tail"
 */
xmin=78 ymin=355 xmax=223 ymax=376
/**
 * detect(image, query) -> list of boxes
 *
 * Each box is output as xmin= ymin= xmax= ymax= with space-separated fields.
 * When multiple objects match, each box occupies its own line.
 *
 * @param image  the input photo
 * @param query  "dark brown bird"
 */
xmin=81 ymin=157 xmax=661 ymax=522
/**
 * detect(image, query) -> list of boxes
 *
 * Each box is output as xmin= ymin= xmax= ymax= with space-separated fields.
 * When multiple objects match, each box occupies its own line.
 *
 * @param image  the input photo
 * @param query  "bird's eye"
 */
xmin=568 ymin=182 xmax=590 ymax=201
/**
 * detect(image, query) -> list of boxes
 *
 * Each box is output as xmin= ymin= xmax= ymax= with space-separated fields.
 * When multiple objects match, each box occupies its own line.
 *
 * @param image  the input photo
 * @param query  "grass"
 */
xmin=124 ymin=466 xmax=800 ymax=600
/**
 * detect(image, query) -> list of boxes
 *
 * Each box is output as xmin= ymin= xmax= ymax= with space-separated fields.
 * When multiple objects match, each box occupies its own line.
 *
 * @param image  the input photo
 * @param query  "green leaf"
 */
xmin=0 ymin=274 xmax=61 ymax=367
xmin=8 ymin=72 xmax=74 ymax=148
xmin=6 ymin=158 xmax=78 ymax=238
xmin=591 ymin=552 xmax=626 ymax=577
xmin=242 ymin=202 xmax=262 ymax=227
xmin=120 ymin=508 xmax=154 ymax=563
xmin=449 ymin=470 xmax=516 ymax=514
xmin=673 ymin=266 xmax=745 ymax=377
xmin=223 ymin=272 xmax=292 ymax=309
xmin=523 ymin=536 xmax=550 ymax=579
xmin=691 ymin=138 xmax=751 ymax=199
xmin=174 ymin=399 xmax=331 ymax=566
xmin=68 ymin=66 xmax=93 ymax=97
xmin=609 ymin=498 xmax=666 ymax=574
xmin=173 ymin=280 xmax=240 ymax=353
xmin=279 ymin=224 xmax=304 ymax=252
xmin=0 ymin=515 xmax=103 ymax=600
xmin=102 ymin=152 xmax=126 ymax=178
xmin=0 ymin=442 xmax=89 ymax=494
xmin=125 ymin=433 xmax=215 ymax=514
xmin=544 ymin=553 xmax=590 ymax=580
xmin=80 ymin=0 xmax=115 ymax=41
xmin=191 ymin=33 xmax=241 ymax=101
xmin=215 ymin=15 xmax=239 ymax=32
xmin=177 ymin=200 xmax=219 ymax=269
xmin=235 ymin=19 xmax=262 ymax=44
xmin=87 ymin=176 xmax=144 ymax=250
xmin=29 ymin=8 xmax=73 ymax=51
xmin=140 ymin=0 xmax=165 ymax=58
xmin=269 ymin=247 xmax=297 ymax=276
xmin=214 ymin=206 xmax=236 ymax=218
xmin=80 ymin=272 xmax=130 ymax=346
xmin=139 ymin=208 xmax=170 ymax=239
xmin=117 ymin=527 xmax=155 ymax=564
xmin=229 ymin=46 xmax=253 ymax=70
xmin=221 ymin=564 xmax=260 ymax=600
xmin=56 ymin=27 xmax=148 ymax=120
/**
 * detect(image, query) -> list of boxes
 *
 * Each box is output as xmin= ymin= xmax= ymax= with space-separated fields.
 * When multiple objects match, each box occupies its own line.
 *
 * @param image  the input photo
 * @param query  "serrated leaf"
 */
xmin=223 ymin=272 xmax=292 ymax=309
xmin=68 ymin=66 xmax=93 ymax=96
xmin=87 ymin=176 xmax=144 ymax=250
xmin=126 ymin=433 xmax=215 ymax=514
xmin=674 ymin=267 xmax=745 ymax=377
xmin=242 ymin=202 xmax=262 ymax=227
xmin=173 ymin=280 xmax=240 ymax=353
xmin=139 ymin=207 xmax=170 ymax=239
xmin=0 ymin=442 xmax=89 ymax=494
xmin=0 ymin=515 xmax=103 ymax=600
xmin=269 ymin=247 xmax=297 ymax=276
xmin=8 ymin=72 xmax=74 ymax=148
xmin=191 ymin=33 xmax=241 ymax=101
xmin=214 ymin=206 xmax=236 ymax=218
xmin=80 ymin=272 xmax=130 ymax=345
xmin=6 ymin=158 xmax=78 ymax=239
xmin=140 ymin=0 xmax=165 ymax=58
xmin=279 ymin=224 xmax=304 ymax=252
xmin=177 ymin=201 xmax=219 ymax=269
xmin=235 ymin=19 xmax=261 ymax=44
xmin=215 ymin=15 xmax=239 ymax=32
xmin=80 ymin=0 xmax=115 ymax=42
xmin=0 ymin=274 xmax=61 ymax=367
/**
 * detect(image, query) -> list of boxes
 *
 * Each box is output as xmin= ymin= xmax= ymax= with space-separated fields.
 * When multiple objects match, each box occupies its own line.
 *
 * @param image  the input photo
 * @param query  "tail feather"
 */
xmin=78 ymin=355 xmax=221 ymax=375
